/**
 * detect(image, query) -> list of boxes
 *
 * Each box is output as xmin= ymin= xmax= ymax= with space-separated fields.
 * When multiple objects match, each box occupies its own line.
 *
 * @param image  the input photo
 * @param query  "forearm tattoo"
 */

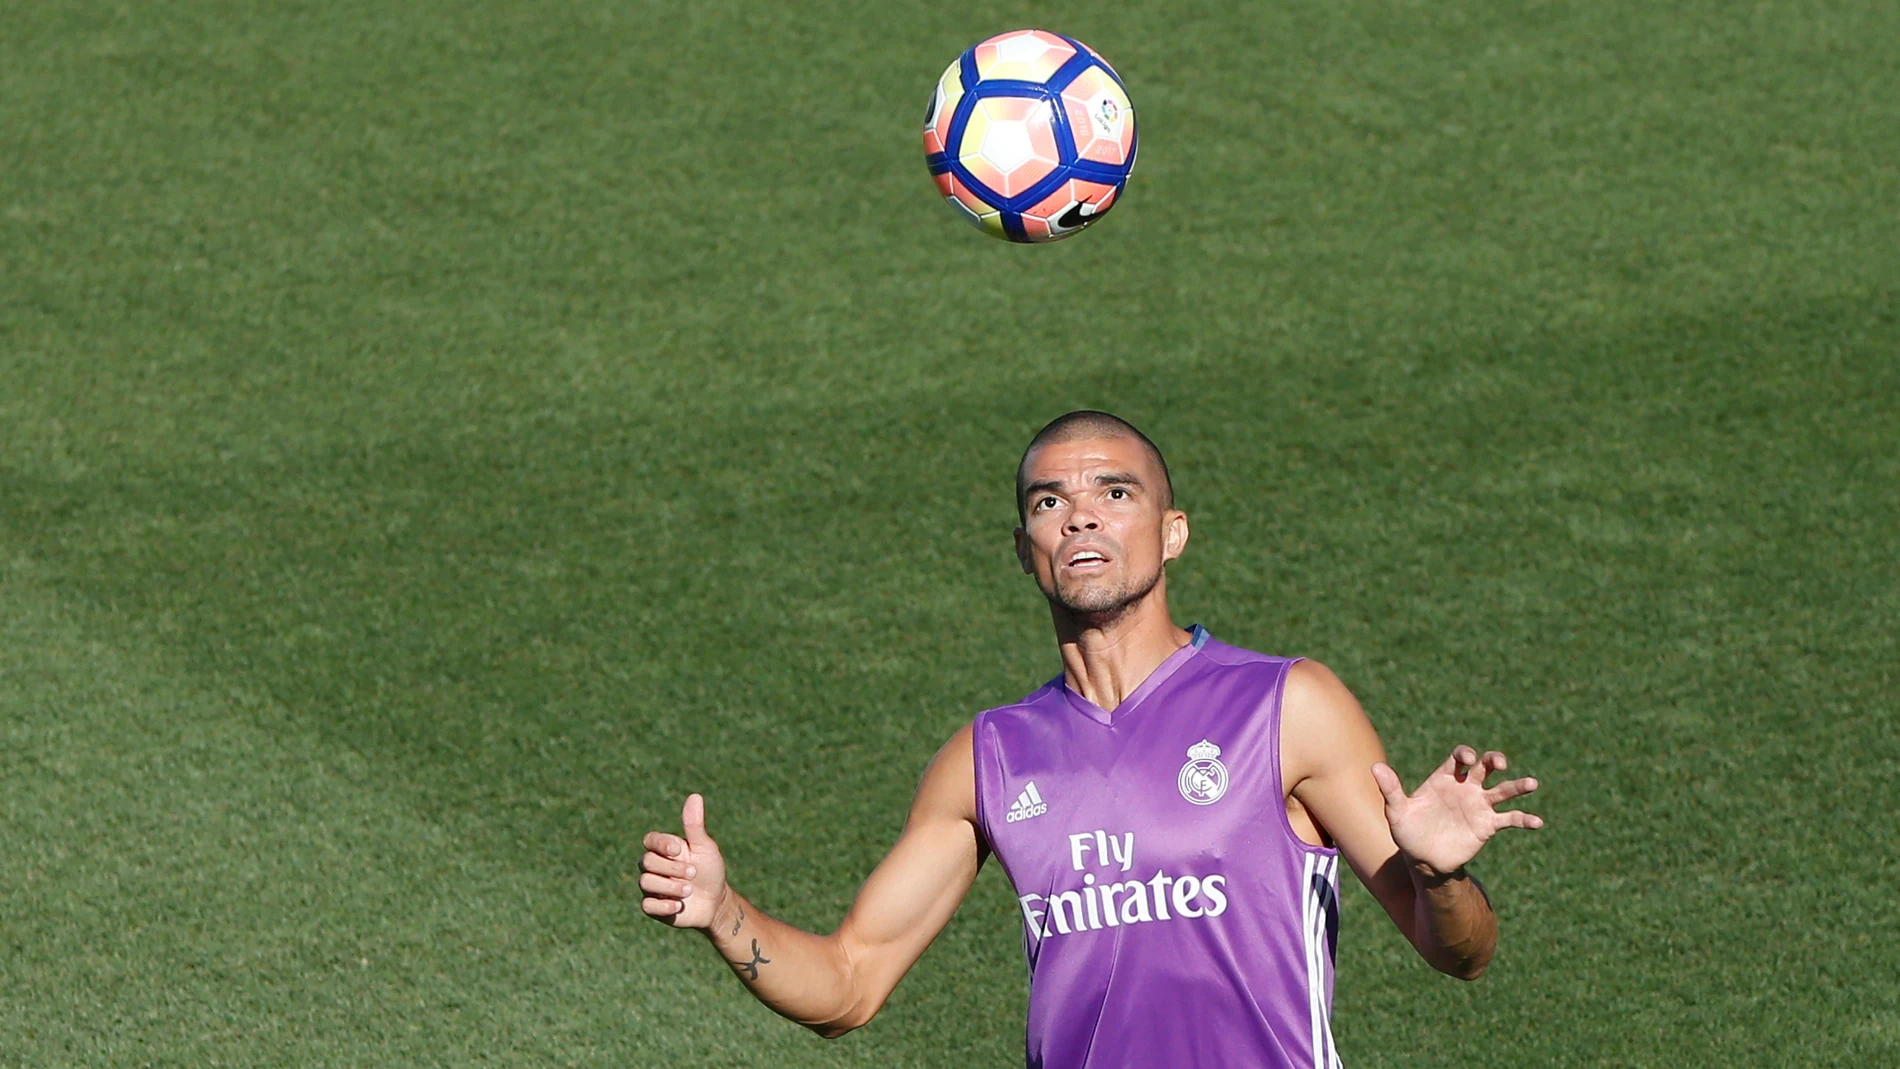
xmin=731 ymin=938 xmax=771 ymax=981
xmin=731 ymin=904 xmax=745 ymax=935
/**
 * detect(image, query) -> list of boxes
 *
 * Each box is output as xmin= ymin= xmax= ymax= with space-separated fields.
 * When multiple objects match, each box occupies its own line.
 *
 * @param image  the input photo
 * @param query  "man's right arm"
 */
xmin=639 ymin=721 xmax=983 ymax=1037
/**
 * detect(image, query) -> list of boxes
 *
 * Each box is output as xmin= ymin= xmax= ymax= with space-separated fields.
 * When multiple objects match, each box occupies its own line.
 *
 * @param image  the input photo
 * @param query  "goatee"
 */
xmin=1052 ymin=564 xmax=1164 ymax=619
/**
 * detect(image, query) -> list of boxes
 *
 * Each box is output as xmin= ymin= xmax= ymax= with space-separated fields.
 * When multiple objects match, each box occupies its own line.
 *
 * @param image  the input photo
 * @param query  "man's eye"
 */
xmin=1037 ymin=496 xmax=1059 ymax=511
xmin=1109 ymin=488 xmax=1128 ymax=499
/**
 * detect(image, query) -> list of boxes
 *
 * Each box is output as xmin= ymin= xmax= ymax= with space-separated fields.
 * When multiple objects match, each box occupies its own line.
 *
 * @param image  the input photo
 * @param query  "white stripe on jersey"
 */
xmin=1303 ymin=853 xmax=1321 ymax=1066
xmin=1304 ymin=854 xmax=1342 ymax=1068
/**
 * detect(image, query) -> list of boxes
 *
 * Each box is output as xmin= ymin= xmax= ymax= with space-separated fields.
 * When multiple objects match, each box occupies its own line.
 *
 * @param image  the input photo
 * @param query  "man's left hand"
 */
xmin=1372 ymin=746 xmax=1543 ymax=877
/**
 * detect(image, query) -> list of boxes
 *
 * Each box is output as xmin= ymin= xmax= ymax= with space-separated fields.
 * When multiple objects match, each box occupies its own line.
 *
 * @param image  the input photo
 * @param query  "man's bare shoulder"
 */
xmin=910 ymin=720 xmax=978 ymax=824
xmin=1284 ymin=658 xmax=1357 ymax=710
xmin=1281 ymin=659 xmax=1384 ymax=785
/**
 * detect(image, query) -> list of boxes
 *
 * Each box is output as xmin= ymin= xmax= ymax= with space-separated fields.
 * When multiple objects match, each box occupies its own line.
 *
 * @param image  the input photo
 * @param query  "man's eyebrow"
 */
xmin=1022 ymin=472 xmax=1146 ymax=504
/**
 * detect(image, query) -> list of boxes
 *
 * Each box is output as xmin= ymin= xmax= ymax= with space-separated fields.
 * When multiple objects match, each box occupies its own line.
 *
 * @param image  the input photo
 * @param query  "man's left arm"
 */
xmin=1281 ymin=661 xmax=1543 ymax=979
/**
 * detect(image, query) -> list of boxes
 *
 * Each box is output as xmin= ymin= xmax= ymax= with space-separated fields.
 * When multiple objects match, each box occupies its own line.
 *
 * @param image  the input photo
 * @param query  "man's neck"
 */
xmin=1052 ymin=586 xmax=1192 ymax=712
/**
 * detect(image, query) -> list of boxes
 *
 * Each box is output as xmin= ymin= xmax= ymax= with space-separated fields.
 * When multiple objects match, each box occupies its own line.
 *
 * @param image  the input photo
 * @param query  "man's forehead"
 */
xmin=1022 ymin=434 xmax=1158 ymax=479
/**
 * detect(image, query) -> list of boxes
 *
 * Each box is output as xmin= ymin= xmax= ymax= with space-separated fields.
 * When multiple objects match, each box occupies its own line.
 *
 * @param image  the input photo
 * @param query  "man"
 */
xmin=640 ymin=411 xmax=1543 ymax=1068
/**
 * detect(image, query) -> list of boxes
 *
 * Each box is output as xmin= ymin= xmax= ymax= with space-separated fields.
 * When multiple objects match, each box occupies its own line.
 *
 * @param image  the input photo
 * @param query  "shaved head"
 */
xmin=1016 ymin=411 xmax=1173 ymax=523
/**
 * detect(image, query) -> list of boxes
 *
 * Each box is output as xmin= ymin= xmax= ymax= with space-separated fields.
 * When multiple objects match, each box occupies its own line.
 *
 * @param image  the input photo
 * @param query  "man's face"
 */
xmin=1014 ymin=435 xmax=1188 ymax=618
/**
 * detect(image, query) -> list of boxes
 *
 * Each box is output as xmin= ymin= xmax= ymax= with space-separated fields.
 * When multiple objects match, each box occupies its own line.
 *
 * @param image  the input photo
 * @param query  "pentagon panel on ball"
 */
xmin=923 ymin=29 xmax=1137 ymax=243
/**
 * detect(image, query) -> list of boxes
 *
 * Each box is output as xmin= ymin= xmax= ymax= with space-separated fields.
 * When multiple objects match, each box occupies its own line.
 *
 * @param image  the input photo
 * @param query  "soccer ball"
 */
xmin=923 ymin=30 xmax=1137 ymax=243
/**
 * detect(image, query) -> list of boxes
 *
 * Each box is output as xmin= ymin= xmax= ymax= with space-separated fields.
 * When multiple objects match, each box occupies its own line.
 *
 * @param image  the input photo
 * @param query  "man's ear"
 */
xmin=1161 ymin=510 xmax=1190 ymax=563
xmin=1013 ymin=527 xmax=1034 ymax=575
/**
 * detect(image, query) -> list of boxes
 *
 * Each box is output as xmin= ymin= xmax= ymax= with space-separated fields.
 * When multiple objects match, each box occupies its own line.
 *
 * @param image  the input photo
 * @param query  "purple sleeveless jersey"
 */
xmin=973 ymin=627 xmax=1343 ymax=1069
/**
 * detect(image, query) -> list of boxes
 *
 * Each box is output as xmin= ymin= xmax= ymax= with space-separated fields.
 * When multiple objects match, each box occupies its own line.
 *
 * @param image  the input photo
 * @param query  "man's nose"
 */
xmin=1064 ymin=510 xmax=1101 ymax=534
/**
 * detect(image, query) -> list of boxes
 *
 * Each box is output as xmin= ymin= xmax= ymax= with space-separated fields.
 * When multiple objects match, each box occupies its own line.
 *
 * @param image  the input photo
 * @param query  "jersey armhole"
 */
xmin=1269 ymin=656 xmax=1340 ymax=856
xmin=970 ymin=711 xmax=996 ymax=853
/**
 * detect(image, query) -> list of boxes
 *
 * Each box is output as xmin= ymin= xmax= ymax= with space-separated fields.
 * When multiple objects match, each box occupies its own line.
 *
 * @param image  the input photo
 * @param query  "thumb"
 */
xmin=681 ymin=793 xmax=713 ymax=848
xmin=1370 ymin=763 xmax=1408 ymax=808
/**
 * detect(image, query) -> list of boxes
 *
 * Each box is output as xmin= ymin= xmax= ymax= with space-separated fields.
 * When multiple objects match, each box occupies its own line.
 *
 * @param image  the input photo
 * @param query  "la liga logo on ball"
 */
xmin=923 ymin=29 xmax=1137 ymax=243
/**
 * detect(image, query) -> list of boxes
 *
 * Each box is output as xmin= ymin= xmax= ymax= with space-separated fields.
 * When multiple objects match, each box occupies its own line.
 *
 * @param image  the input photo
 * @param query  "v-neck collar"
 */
xmin=1059 ymin=624 xmax=1209 ymax=726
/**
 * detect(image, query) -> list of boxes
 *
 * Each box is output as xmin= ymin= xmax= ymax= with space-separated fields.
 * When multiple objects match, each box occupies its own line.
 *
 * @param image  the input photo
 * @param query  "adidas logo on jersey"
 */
xmin=1006 ymin=781 xmax=1048 ymax=823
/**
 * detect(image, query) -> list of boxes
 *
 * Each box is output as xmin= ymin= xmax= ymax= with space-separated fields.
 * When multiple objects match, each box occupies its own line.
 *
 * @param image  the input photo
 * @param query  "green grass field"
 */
xmin=3 ymin=0 xmax=1897 ymax=1064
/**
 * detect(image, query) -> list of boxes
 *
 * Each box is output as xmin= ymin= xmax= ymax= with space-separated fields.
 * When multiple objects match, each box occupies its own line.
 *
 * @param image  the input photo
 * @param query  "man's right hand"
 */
xmin=628 ymin=727 xmax=980 ymax=1036
xmin=641 ymin=793 xmax=730 ymax=929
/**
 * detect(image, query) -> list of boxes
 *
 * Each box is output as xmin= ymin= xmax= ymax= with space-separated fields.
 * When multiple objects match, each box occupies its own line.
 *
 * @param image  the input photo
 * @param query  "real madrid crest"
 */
xmin=1177 ymin=738 xmax=1229 ymax=805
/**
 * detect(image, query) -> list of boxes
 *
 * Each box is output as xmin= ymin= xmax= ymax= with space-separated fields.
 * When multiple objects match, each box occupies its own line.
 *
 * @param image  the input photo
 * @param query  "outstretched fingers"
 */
xmin=1450 ymin=748 xmax=1512 ymax=786
xmin=1466 ymin=749 xmax=1507 ymax=783
xmin=1494 ymin=808 xmax=1545 ymax=831
xmin=1437 ymin=746 xmax=1476 ymax=780
xmin=1485 ymin=775 xmax=1539 ymax=806
xmin=1482 ymin=769 xmax=1545 ymax=832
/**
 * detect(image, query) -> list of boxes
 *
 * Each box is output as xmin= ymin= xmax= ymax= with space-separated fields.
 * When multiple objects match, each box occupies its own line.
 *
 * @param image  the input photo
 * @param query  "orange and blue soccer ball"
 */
xmin=923 ymin=30 xmax=1137 ymax=243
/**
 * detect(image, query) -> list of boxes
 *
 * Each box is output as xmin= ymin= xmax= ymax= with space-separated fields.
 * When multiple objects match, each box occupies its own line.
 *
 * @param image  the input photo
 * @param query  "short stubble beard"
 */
xmin=1046 ymin=559 xmax=1166 ymax=621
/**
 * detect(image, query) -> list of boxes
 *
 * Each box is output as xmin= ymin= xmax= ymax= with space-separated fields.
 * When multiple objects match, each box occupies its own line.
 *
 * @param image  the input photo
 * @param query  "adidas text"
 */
xmin=1006 ymin=781 xmax=1048 ymax=823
